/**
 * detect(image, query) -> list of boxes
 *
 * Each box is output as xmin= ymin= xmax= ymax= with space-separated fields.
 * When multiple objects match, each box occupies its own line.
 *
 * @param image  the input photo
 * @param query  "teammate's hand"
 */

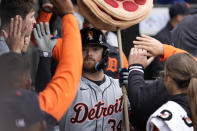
xmin=129 ymin=48 xmax=154 ymax=69
xmin=33 ymin=22 xmax=57 ymax=54
xmin=7 ymin=15 xmax=27 ymax=54
xmin=51 ymin=0 xmax=74 ymax=17
xmin=133 ymin=34 xmax=164 ymax=57
xmin=119 ymin=68 xmax=128 ymax=86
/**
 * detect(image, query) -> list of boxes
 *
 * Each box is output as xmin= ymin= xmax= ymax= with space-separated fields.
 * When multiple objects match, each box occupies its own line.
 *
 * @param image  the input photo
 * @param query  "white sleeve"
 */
xmin=148 ymin=117 xmax=170 ymax=131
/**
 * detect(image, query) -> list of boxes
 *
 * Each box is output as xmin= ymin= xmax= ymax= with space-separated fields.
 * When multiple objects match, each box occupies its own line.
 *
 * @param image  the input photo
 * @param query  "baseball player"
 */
xmin=59 ymin=27 xmax=125 ymax=131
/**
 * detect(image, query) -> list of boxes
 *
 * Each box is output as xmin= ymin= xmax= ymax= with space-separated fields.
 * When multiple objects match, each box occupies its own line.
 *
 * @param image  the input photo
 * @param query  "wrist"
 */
xmin=10 ymin=48 xmax=21 ymax=54
xmin=128 ymin=64 xmax=144 ymax=74
xmin=61 ymin=11 xmax=74 ymax=17
xmin=39 ymin=51 xmax=52 ymax=57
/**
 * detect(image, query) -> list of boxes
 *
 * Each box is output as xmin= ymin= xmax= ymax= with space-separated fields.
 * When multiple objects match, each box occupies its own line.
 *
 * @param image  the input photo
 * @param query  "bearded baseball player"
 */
xmin=59 ymin=27 xmax=125 ymax=131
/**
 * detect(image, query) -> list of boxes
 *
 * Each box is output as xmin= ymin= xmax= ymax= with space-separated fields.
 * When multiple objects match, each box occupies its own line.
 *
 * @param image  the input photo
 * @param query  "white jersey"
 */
xmin=146 ymin=101 xmax=193 ymax=131
xmin=59 ymin=75 xmax=124 ymax=131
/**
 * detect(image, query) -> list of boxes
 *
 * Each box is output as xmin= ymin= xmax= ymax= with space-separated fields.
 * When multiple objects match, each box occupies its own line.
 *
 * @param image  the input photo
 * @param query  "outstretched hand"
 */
xmin=133 ymin=34 xmax=164 ymax=57
xmin=6 ymin=15 xmax=27 ymax=54
xmin=129 ymin=48 xmax=155 ymax=69
xmin=33 ymin=22 xmax=57 ymax=54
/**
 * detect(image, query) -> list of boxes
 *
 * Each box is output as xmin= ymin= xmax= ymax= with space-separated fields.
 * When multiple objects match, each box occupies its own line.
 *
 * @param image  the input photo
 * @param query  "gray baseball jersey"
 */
xmin=59 ymin=75 xmax=124 ymax=131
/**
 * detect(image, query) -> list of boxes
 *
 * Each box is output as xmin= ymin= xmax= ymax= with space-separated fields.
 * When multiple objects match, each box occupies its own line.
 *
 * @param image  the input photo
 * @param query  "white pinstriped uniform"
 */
xmin=60 ymin=75 xmax=124 ymax=131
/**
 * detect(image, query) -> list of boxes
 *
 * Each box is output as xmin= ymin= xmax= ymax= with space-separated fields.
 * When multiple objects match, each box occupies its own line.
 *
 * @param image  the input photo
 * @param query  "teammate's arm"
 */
xmin=38 ymin=0 xmax=82 ymax=121
xmin=133 ymin=35 xmax=197 ymax=61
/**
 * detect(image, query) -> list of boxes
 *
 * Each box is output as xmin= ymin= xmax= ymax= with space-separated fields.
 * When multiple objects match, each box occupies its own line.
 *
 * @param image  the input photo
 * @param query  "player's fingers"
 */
xmin=17 ymin=16 xmax=23 ymax=36
xmin=21 ymin=25 xmax=28 ymax=37
xmin=36 ymin=23 xmax=42 ymax=37
xmin=146 ymin=52 xmax=154 ymax=57
xmin=40 ymin=22 xmax=46 ymax=36
xmin=141 ymin=34 xmax=153 ymax=40
xmin=141 ymin=49 xmax=147 ymax=55
xmin=134 ymin=45 xmax=152 ymax=53
xmin=33 ymin=28 xmax=39 ymax=39
xmin=9 ymin=18 xmax=14 ymax=36
xmin=147 ymin=56 xmax=155 ymax=65
xmin=13 ymin=16 xmax=19 ymax=36
xmin=133 ymin=40 xmax=150 ymax=46
xmin=45 ymin=22 xmax=51 ymax=35
xmin=133 ymin=48 xmax=139 ymax=55
xmin=53 ymin=30 xmax=58 ymax=37
xmin=135 ymin=36 xmax=150 ymax=42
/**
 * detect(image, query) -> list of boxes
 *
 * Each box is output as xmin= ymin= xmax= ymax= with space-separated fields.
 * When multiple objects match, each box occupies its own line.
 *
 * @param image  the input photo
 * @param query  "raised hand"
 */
xmin=51 ymin=0 xmax=74 ymax=17
xmin=33 ymin=22 xmax=57 ymax=54
xmin=7 ymin=15 xmax=27 ymax=54
xmin=129 ymin=48 xmax=154 ymax=69
xmin=133 ymin=34 xmax=164 ymax=57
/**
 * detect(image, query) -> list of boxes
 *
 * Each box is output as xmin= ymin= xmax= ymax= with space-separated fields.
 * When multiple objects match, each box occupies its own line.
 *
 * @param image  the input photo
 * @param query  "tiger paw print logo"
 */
xmin=157 ymin=110 xmax=172 ymax=121
xmin=182 ymin=116 xmax=193 ymax=127
xmin=104 ymin=0 xmax=146 ymax=12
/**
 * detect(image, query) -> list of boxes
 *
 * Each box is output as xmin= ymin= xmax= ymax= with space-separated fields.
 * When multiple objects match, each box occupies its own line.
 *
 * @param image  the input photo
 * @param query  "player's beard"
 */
xmin=83 ymin=57 xmax=98 ymax=73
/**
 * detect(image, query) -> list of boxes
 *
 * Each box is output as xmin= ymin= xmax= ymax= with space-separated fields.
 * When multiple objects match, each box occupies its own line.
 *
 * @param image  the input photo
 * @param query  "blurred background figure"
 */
xmin=155 ymin=0 xmax=197 ymax=4
xmin=154 ymin=2 xmax=191 ymax=44
xmin=155 ymin=0 xmax=185 ymax=4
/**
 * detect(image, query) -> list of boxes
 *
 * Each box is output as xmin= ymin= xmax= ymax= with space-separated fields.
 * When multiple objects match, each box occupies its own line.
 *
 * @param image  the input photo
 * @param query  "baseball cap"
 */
xmin=80 ymin=27 xmax=108 ymax=49
xmin=169 ymin=2 xmax=190 ymax=18
xmin=0 ymin=89 xmax=45 ymax=130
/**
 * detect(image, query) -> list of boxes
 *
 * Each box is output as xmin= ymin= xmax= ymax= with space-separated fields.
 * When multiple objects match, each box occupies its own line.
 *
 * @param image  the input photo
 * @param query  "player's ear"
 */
xmin=24 ymin=78 xmax=32 ymax=90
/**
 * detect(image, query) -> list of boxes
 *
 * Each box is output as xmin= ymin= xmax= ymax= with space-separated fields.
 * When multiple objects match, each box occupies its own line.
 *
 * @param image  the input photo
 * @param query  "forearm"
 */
xmin=128 ymin=64 xmax=146 ymax=108
xmin=35 ymin=56 xmax=52 ymax=92
xmin=38 ymin=14 xmax=82 ymax=121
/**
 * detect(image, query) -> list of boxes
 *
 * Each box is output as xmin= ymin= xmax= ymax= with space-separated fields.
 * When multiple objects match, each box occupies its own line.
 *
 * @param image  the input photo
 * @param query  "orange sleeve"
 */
xmin=123 ymin=52 xmax=128 ymax=69
xmin=159 ymin=44 xmax=197 ymax=62
xmin=52 ymin=38 xmax=62 ymax=61
xmin=38 ymin=14 xmax=82 ymax=121
xmin=159 ymin=44 xmax=187 ymax=61
xmin=36 ymin=9 xmax=52 ymax=24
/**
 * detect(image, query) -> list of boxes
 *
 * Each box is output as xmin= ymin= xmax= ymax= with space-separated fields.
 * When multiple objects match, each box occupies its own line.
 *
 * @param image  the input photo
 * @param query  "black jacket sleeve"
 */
xmin=128 ymin=64 xmax=170 ymax=130
xmin=35 ymin=57 xmax=52 ymax=92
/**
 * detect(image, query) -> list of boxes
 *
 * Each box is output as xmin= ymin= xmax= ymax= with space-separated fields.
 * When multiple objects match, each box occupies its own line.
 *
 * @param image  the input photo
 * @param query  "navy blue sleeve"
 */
xmin=35 ymin=57 xmax=52 ymax=92
xmin=128 ymin=64 xmax=169 ymax=130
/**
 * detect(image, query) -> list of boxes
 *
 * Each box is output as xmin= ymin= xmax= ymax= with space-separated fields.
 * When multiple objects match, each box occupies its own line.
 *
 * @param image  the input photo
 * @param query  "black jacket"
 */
xmin=128 ymin=64 xmax=170 ymax=130
xmin=154 ymin=22 xmax=173 ymax=45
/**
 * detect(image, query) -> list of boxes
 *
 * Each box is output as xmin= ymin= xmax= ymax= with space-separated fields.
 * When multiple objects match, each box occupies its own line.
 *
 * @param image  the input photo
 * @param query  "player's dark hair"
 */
xmin=0 ymin=52 xmax=31 ymax=90
xmin=0 ymin=0 xmax=36 ymax=27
